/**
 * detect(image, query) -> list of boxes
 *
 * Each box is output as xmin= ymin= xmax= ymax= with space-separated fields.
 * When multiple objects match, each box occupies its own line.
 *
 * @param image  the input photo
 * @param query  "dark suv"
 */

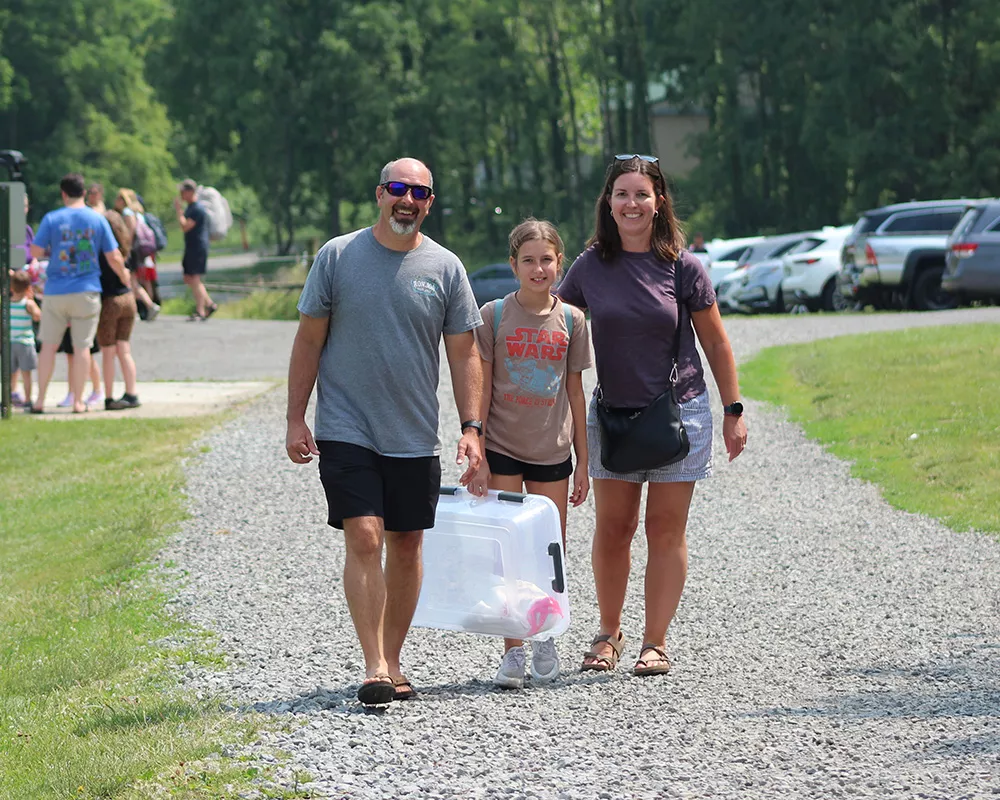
xmin=942 ymin=200 xmax=1000 ymax=303
xmin=837 ymin=200 xmax=970 ymax=310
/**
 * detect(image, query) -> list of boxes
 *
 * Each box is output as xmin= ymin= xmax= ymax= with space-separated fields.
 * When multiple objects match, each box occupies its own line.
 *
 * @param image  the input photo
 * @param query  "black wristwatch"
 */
xmin=723 ymin=401 xmax=744 ymax=417
xmin=461 ymin=419 xmax=484 ymax=436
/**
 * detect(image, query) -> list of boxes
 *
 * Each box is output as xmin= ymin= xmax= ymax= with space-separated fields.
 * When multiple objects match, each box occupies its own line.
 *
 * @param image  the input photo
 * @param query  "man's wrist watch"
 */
xmin=723 ymin=401 xmax=744 ymax=417
xmin=461 ymin=419 xmax=484 ymax=436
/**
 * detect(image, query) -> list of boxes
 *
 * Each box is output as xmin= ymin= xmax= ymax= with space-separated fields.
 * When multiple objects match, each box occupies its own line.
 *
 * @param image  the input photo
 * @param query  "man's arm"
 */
xmin=104 ymin=249 xmax=130 ymax=287
xmin=443 ymin=330 xmax=483 ymax=483
xmin=30 ymin=244 xmax=46 ymax=260
xmin=173 ymin=198 xmax=197 ymax=233
xmin=285 ymin=312 xmax=330 ymax=463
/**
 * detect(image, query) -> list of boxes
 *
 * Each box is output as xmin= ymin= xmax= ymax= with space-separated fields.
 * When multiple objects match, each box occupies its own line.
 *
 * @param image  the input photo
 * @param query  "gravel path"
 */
xmin=161 ymin=308 xmax=1000 ymax=799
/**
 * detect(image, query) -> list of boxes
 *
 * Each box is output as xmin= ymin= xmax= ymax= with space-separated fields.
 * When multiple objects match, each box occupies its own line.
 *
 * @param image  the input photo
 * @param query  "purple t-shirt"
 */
xmin=557 ymin=247 xmax=716 ymax=406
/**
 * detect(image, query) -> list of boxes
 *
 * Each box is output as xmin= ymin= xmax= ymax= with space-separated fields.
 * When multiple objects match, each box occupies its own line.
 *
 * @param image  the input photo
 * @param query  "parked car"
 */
xmin=780 ymin=225 xmax=854 ymax=312
xmin=702 ymin=236 xmax=765 ymax=290
xmin=837 ymin=200 xmax=972 ymax=311
xmin=467 ymin=263 xmax=518 ymax=307
xmin=716 ymin=232 xmax=813 ymax=312
xmin=942 ymin=199 xmax=1000 ymax=303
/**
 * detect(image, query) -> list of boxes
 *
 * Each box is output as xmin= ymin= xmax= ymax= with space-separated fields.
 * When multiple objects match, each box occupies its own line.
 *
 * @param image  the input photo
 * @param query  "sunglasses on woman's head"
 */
xmin=614 ymin=154 xmax=659 ymax=164
xmin=381 ymin=181 xmax=433 ymax=201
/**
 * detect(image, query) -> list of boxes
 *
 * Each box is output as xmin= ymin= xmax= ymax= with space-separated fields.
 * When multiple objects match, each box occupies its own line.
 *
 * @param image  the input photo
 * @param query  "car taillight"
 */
xmin=951 ymin=243 xmax=978 ymax=259
xmin=864 ymin=243 xmax=878 ymax=266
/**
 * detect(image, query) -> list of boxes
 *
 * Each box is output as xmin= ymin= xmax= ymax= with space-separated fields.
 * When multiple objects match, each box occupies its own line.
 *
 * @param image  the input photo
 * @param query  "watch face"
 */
xmin=727 ymin=402 xmax=744 ymax=415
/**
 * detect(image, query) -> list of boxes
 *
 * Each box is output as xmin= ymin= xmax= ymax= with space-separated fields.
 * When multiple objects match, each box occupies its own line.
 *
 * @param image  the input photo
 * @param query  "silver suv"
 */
xmin=837 ymin=200 xmax=969 ymax=311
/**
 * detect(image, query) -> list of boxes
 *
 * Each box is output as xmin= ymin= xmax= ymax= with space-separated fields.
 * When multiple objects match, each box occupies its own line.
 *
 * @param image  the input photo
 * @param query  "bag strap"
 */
xmin=670 ymin=259 xmax=683 ymax=383
xmin=563 ymin=302 xmax=573 ymax=338
xmin=493 ymin=298 xmax=503 ymax=335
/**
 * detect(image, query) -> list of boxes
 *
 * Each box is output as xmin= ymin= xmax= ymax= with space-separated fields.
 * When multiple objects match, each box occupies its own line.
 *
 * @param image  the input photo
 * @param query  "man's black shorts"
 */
xmin=317 ymin=440 xmax=441 ymax=532
xmin=182 ymin=253 xmax=208 ymax=276
xmin=485 ymin=449 xmax=573 ymax=483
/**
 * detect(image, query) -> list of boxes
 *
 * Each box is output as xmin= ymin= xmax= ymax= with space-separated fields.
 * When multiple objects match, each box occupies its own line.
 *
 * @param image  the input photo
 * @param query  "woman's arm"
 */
xmin=691 ymin=303 xmax=747 ymax=462
xmin=566 ymin=370 xmax=590 ymax=506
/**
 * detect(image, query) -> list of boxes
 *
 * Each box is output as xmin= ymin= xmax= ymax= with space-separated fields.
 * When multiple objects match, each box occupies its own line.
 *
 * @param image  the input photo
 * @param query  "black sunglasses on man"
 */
xmin=381 ymin=181 xmax=433 ymax=201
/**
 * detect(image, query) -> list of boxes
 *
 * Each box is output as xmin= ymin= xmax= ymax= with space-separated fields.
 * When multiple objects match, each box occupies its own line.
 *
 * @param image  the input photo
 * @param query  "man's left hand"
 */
xmin=456 ymin=430 xmax=483 ymax=487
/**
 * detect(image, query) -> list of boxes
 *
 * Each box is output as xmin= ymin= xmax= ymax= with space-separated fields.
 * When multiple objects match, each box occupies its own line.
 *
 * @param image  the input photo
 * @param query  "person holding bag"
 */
xmin=556 ymin=154 xmax=747 ymax=677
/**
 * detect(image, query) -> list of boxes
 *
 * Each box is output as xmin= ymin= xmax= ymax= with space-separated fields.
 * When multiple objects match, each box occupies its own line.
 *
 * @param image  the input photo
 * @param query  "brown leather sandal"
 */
xmin=392 ymin=675 xmax=417 ymax=701
xmin=633 ymin=643 xmax=671 ymax=676
xmin=580 ymin=631 xmax=626 ymax=672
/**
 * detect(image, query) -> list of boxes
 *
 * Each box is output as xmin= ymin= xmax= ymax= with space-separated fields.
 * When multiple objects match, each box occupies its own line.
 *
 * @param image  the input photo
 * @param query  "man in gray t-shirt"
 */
xmin=286 ymin=157 xmax=484 ymax=707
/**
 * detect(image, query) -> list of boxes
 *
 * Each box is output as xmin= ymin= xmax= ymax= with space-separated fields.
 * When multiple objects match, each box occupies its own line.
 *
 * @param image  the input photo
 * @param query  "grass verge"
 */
xmin=740 ymin=323 xmax=1000 ymax=535
xmin=0 ymin=414 xmax=312 ymax=798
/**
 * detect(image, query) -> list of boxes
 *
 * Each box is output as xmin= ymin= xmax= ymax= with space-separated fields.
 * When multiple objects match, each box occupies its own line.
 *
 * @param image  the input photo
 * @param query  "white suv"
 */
xmin=780 ymin=226 xmax=853 ymax=312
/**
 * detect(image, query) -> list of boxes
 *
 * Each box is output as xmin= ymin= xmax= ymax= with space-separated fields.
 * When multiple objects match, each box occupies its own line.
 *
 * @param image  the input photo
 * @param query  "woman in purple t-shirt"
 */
xmin=557 ymin=155 xmax=748 ymax=677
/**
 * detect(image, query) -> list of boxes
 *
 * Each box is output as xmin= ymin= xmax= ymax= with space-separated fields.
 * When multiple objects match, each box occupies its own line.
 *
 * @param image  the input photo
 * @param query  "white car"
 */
xmin=780 ymin=225 xmax=854 ymax=312
xmin=703 ymin=236 xmax=764 ymax=289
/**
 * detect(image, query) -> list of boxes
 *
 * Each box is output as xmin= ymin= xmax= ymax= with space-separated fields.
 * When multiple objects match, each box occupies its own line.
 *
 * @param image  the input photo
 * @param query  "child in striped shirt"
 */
xmin=9 ymin=271 xmax=41 ymax=408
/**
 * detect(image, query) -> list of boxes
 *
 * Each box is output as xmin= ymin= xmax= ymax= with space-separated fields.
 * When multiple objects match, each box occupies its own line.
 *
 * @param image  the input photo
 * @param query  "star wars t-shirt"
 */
xmin=475 ymin=292 xmax=592 ymax=465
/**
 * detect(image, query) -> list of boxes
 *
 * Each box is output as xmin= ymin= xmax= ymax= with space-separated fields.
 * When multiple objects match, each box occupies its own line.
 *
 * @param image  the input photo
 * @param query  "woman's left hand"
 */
xmin=723 ymin=414 xmax=747 ymax=462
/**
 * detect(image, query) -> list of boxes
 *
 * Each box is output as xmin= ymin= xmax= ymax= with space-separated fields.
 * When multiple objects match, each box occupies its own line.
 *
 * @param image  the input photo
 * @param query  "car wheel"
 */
xmin=775 ymin=288 xmax=785 ymax=313
xmin=822 ymin=278 xmax=849 ymax=312
xmin=911 ymin=266 xmax=958 ymax=311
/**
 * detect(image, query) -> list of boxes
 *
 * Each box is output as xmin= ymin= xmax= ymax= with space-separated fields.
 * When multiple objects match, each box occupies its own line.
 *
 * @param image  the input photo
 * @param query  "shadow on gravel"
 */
xmin=748 ymin=645 xmax=1000 ymax=757
xmin=242 ymin=670 xmax=620 ymax=717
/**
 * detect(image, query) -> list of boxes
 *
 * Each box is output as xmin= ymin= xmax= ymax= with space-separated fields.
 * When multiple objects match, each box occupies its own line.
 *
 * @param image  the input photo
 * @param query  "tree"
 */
xmin=0 ymin=0 xmax=175 ymax=215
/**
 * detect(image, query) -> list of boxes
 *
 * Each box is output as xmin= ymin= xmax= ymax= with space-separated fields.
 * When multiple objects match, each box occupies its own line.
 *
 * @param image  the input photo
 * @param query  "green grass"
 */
xmin=161 ymin=261 xmax=306 ymax=320
xmin=0 ymin=415 xmax=313 ymax=798
xmin=740 ymin=323 xmax=1000 ymax=535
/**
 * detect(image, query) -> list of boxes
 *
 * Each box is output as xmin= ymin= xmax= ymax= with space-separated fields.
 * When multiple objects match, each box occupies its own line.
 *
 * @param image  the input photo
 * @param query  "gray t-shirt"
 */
xmin=297 ymin=228 xmax=482 ymax=456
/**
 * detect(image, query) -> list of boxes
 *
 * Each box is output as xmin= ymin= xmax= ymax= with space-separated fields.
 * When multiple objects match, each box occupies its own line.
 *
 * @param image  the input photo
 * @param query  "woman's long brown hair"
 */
xmin=587 ymin=157 xmax=685 ymax=262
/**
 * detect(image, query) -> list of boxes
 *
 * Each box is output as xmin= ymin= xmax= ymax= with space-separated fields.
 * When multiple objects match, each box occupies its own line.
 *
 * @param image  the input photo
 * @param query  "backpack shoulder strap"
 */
xmin=563 ymin=303 xmax=573 ymax=338
xmin=493 ymin=298 xmax=503 ymax=335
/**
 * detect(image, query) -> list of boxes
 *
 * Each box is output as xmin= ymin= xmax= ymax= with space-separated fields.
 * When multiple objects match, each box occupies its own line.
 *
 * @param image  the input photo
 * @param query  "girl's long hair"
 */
xmin=104 ymin=210 xmax=133 ymax=258
xmin=587 ymin=157 xmax=685 ymax=262
xmin=116 ymin=187 xmax=144 ymax=214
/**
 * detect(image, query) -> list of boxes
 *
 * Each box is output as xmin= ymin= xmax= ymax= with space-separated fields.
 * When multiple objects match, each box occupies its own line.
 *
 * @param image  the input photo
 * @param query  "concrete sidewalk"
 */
xmin=24 ymin=380 xmax=276 ymax=420
xmin=20 ymin=316 xmax=297 ymax=419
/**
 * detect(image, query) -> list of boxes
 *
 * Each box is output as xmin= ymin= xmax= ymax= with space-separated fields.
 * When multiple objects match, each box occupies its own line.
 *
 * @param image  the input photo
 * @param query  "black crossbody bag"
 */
xmin=595 ymin=259 xmax=690 ymax=473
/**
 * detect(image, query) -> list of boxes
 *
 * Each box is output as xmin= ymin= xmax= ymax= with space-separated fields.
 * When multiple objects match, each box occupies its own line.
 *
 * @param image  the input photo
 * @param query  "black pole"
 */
xmin=1 ymin=184 xmax=11 ymax=420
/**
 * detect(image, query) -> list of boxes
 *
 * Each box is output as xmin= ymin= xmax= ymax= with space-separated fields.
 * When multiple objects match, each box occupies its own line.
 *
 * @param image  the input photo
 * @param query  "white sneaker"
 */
xmin=147 ymin=303 xmax=161 ymax=321
xmin=493 ymin=646 xmax=526 ymax=689
xmin=530 ymin=637 xmax=560 ymax=682
xmin=57 ymin=392 xmax=74 ymax=408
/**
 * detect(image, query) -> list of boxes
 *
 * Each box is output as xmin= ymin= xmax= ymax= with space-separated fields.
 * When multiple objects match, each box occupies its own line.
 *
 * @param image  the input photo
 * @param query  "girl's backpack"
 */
xmin=133 ymin=215 xmax=158 ymax=258
xmin=143 ymin=212 xmax=169 ymax=251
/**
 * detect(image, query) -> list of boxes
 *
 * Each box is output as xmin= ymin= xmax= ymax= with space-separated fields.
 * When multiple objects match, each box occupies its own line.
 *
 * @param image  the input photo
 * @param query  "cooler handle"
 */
xmin=497 ymin=491 xmax=526 ymax=504
xmin=439 ymin=486 xmax=460 ymax=496
xmin=548 ymin=543 xmax=565 ymax=593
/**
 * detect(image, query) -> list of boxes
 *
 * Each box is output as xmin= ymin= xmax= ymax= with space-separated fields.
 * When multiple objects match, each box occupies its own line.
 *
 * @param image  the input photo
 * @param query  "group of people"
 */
xmin=286 ymin=155 xmax=748 ymax=707
xmin=9 ymin=173 xmax=216 ymax=413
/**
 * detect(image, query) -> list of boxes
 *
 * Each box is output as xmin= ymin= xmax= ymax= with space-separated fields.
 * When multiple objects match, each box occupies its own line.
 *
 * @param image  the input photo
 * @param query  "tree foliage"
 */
xmin=3 ymin=0 xmax=998 ymax=249
xmin=0 ymin=0 xmax=175 ymax=216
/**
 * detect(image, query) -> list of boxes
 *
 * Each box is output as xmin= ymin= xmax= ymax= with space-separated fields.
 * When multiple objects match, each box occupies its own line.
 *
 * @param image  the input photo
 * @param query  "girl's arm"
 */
xmin=469 ymin=357 xmax=493 ymax=496
xmin=691 ymin=303 xmax=747 ymax=462
xmin=566 ymin=370 xmax=589 ymax=506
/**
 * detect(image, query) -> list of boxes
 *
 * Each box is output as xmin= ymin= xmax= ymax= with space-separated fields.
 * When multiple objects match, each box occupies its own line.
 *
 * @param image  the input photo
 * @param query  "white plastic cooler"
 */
xmin=412 ymin=487 xmax=571 ymax=640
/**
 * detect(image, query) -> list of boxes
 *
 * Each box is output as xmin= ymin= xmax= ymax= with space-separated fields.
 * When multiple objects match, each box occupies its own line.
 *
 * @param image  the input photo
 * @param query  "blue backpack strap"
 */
xmin=493 ymin=298 xmax=503 ymax=336
xmin=563 ymin=303 xmax=573 ymax=338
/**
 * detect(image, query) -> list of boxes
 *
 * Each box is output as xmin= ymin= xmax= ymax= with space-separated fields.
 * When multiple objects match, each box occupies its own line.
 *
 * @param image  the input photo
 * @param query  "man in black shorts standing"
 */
xmin=173 ymin=178 xmax=217 ymax=320
xmin=285 ymin=157 xmax=484 ymax=707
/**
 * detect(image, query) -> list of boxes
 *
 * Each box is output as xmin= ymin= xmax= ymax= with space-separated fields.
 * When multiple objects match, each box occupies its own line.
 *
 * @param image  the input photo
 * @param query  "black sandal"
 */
xmin=357 ymin=674 xmax=395 ymax=707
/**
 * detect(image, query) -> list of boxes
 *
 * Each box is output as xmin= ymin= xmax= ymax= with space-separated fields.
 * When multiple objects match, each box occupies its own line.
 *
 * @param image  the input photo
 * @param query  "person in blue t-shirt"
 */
xmin=173 ymin=178 xmax=217 ymax=320
xmin=29 ymin=173 xmax=128 ymax=414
